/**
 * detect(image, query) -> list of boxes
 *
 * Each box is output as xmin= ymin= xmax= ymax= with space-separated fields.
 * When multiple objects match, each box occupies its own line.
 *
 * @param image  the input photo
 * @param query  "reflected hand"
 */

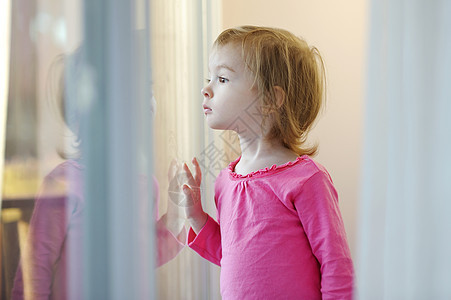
xmin=167 ymin=159 xmax=190 ymax=207
xmin=181 ymin=158 xmax=207 ymax=233
xmin=164 ymin=159 xmax=186 ymax=236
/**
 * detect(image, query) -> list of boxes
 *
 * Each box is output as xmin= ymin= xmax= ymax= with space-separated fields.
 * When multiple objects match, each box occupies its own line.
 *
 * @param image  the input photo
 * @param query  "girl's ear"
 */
xmin=273 ymin=86 xmax=285 ymax=108
xmin=261 ymin=86 xmax=286 ymax=115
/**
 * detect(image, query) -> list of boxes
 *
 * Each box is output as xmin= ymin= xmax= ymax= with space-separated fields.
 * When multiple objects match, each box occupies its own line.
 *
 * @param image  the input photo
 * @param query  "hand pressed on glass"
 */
xmin=172 ymin=157 xmax=207 ymax=234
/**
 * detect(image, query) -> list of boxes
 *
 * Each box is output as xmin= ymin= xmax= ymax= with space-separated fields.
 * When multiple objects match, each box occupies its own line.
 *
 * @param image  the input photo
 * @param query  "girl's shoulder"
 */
xmin=295 ymin=155 xmax=331 ymax=176
xmin=270 ymin=155 xmax=319 ymax=178
xmin=285 ymin=155 xmax=334 ymax=185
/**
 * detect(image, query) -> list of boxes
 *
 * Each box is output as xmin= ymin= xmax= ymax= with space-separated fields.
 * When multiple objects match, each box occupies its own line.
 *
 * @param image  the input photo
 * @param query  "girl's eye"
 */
xmin=205 ymin=78 xmax=211 ymax=84
xmin=218 ymin=77 xmax=229 ymax=83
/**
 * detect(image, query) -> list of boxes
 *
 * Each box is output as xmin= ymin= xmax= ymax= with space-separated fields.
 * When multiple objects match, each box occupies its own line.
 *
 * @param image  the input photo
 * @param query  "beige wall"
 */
xmin=221 ymin=0 xmax=368 ymax=257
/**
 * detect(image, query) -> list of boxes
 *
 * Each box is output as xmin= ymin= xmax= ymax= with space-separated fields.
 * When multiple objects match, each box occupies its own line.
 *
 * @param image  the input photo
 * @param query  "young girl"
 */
xmin=180 ymin=26 xmax=354 ymax=299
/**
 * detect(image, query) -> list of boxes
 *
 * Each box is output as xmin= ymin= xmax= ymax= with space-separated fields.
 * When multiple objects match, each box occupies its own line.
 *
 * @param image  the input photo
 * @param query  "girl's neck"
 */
xmin=235 ymin=133 xmax=299 ymax=175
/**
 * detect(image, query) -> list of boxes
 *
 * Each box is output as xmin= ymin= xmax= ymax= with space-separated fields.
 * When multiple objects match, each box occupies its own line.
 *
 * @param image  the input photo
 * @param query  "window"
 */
xmin=1 ymin=0 xmax=223 ymax=299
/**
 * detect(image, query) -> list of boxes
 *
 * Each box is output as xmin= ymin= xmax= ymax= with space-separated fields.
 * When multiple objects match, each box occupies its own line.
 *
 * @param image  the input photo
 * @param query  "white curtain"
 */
xmin=357 ymin=0 xmax=451 ymax=299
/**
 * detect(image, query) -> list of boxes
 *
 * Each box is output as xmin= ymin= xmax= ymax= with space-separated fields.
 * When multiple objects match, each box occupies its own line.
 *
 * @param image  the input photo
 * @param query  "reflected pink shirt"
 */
xmin=11 ymin=160 xmax=185 ymax=300
xmin=188 ymin=155 xmax=354 ymax=299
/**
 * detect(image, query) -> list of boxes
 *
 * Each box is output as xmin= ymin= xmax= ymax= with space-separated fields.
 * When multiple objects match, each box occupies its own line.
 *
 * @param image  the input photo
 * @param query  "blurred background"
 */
xmin=1 ymin=0 xmax=450 ymax=299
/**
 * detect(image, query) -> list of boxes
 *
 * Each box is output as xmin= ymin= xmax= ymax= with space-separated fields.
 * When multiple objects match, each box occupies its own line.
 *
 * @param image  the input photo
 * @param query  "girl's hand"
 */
xmin=181 ymin=157 xmax=202 ymax=207
xmin=181 ymin=158 xmax=208 ymax=233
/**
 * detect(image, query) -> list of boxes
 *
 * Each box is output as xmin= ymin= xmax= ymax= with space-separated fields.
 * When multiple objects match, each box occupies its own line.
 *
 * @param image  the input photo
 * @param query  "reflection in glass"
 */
xmin=1 ymin=0 xmax=223 ymax=299
xmin=1 ymin=1 xmax=188 ymax=299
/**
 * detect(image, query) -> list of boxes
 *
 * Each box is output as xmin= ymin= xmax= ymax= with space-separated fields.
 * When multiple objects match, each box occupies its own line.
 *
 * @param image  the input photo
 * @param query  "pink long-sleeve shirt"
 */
xmin=188 ymin=155 xmax=354 ymax=299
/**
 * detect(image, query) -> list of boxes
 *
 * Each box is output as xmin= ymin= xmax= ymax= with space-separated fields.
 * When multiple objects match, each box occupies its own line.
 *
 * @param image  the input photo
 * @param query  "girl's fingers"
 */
xmin=192 ymin=157 xmax=202 ymax=185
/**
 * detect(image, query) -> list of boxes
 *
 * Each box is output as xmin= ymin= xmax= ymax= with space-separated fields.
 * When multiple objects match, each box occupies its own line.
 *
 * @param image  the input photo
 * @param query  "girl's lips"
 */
xmin=203 ymin=105 xmax=212 ymax=114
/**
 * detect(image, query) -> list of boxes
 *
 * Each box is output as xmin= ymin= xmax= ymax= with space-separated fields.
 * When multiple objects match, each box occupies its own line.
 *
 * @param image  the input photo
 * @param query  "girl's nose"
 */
xmin=201 ymin=86 xmax=212 ymax=98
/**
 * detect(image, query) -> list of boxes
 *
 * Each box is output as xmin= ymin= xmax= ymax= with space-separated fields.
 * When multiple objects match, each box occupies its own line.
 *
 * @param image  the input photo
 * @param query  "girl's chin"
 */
xmin=205 ymin=119 xmax=227 ymax=130
xmin=205 ymin=115 xmax=242 ymax=131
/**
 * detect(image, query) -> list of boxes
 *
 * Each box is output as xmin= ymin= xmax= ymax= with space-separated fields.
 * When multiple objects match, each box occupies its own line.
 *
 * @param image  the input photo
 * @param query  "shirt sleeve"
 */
xmin=187 ymin=214 xmax=222 ymax=266
xmin=294 ymin=171 xmax=354 ymax=299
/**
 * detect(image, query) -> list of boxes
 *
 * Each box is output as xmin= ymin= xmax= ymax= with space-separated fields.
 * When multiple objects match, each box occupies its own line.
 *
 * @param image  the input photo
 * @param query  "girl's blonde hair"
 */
xmin=214 ymin=26 xmax=326 ymax=156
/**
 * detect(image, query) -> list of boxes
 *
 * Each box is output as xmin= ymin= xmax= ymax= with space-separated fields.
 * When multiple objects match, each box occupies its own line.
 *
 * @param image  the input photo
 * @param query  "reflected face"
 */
xmin=201 ymin=43 xmax=263 ymax=133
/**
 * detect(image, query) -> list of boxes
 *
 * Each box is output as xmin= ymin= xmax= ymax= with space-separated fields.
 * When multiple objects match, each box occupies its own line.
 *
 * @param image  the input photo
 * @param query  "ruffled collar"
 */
xmin=227 ymin=155 xmax=307 ymax=179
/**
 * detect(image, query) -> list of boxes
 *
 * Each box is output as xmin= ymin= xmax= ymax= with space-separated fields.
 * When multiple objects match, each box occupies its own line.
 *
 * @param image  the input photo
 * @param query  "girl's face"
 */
xmin=201 ymin=43 xmax=263 ymax=134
